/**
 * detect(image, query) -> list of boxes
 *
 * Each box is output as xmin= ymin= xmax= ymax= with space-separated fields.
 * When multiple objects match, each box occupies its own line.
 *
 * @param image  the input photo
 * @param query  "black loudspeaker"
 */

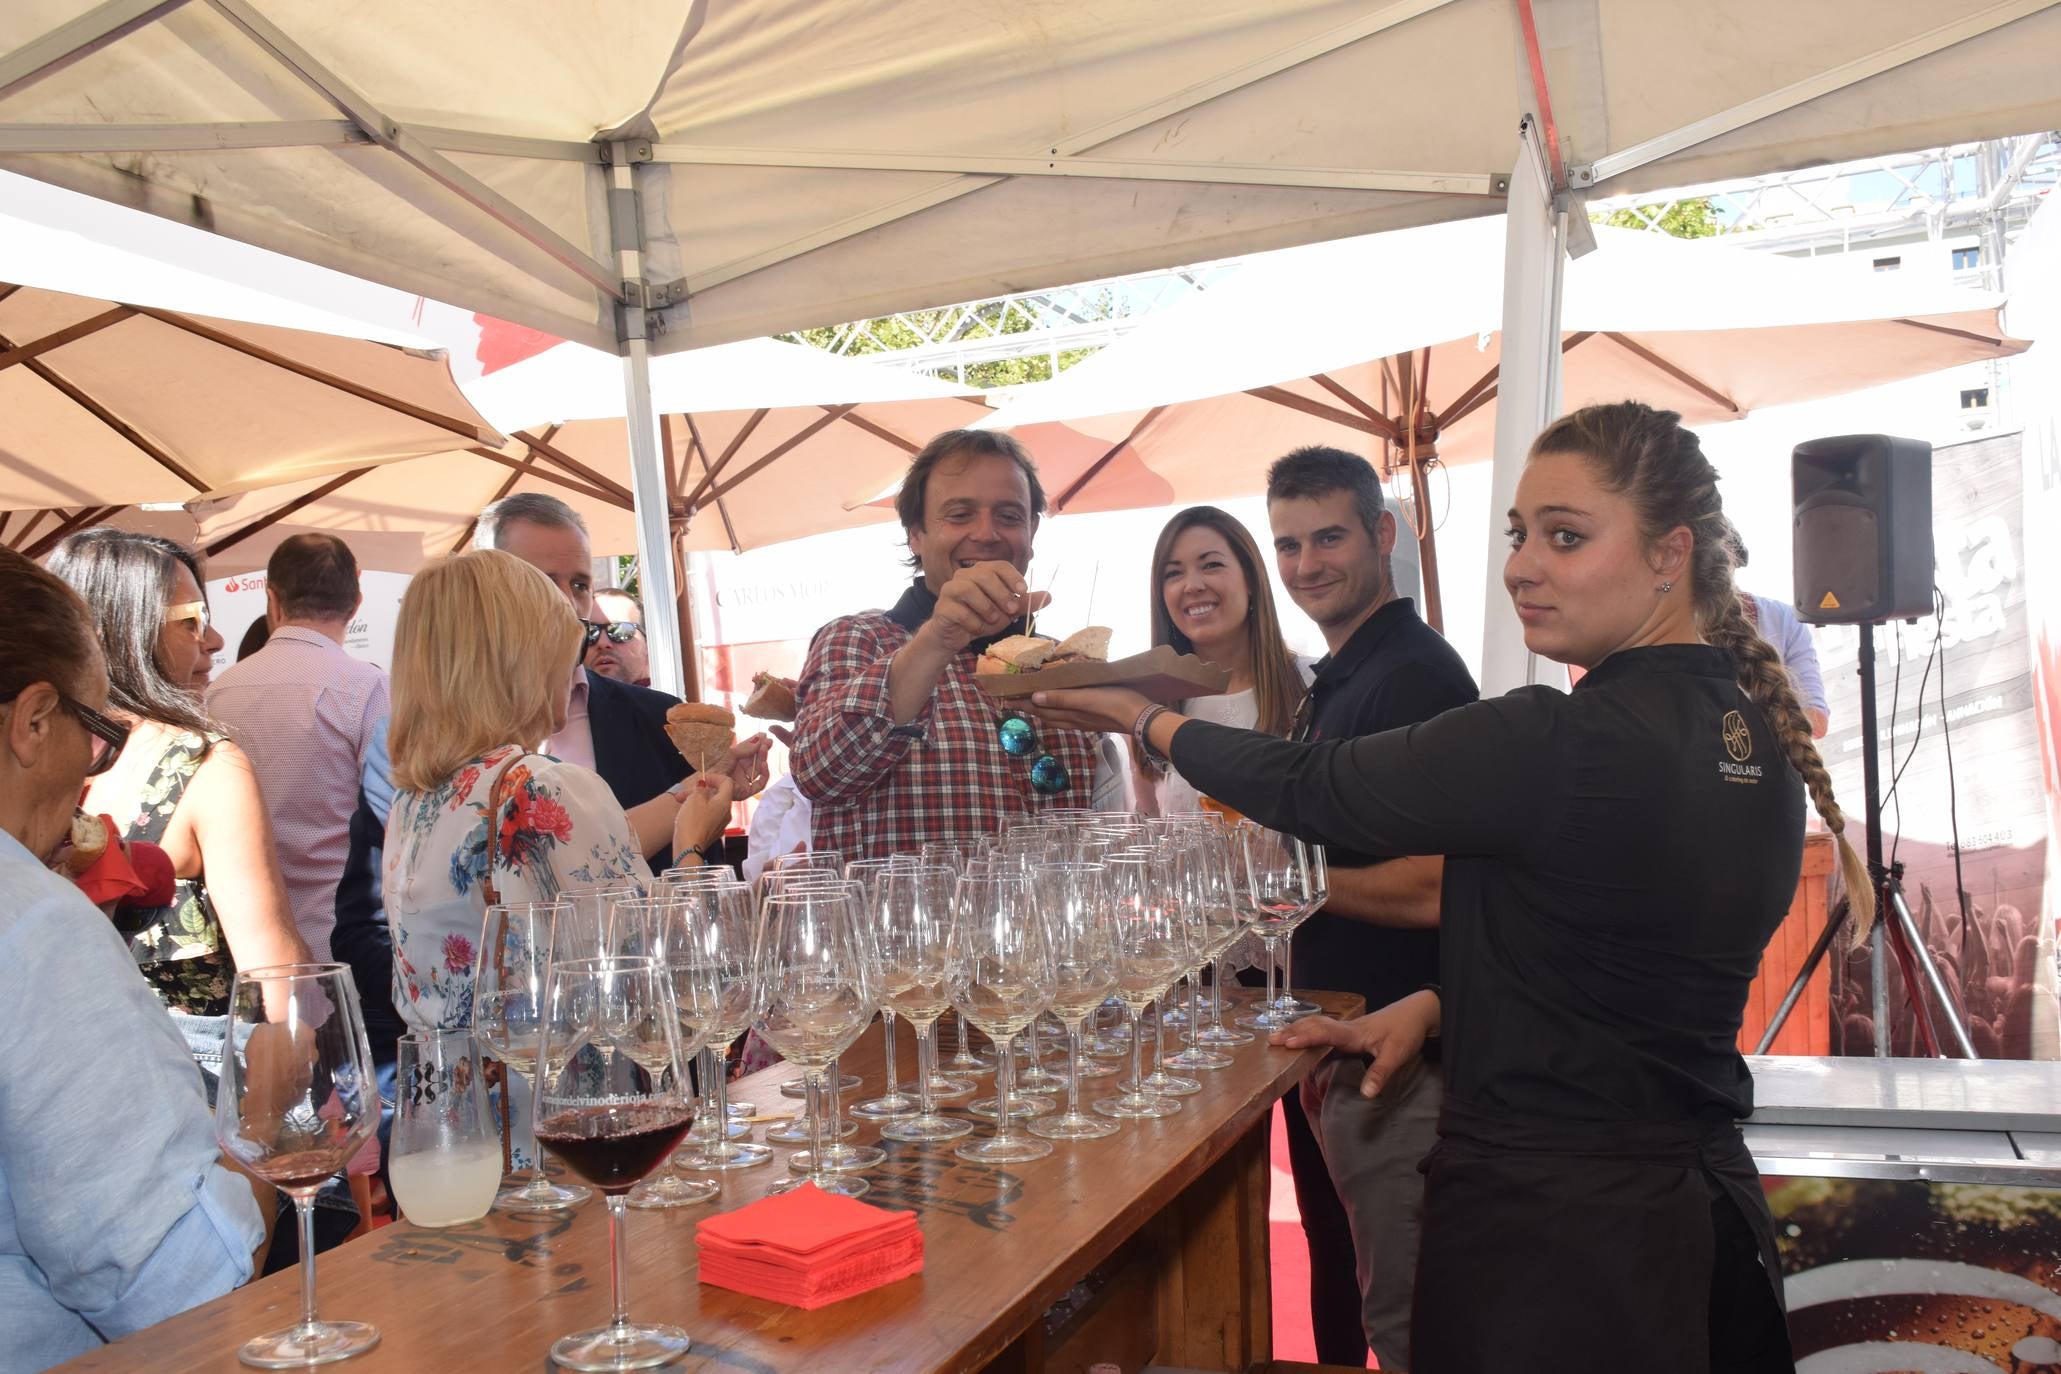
xmin=1792 ymin=434 xmax=1934 ymax=625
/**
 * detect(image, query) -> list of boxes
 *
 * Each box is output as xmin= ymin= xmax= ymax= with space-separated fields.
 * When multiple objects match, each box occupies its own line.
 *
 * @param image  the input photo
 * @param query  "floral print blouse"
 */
xmin=383 ymin=746 xmax=649 ymax=1036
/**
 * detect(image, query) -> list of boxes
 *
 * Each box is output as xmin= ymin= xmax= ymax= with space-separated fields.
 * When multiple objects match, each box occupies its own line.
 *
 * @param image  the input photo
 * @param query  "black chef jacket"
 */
xmin=1172 ymin=644 xmax=1805 ymax=1371
xmin=1288 ymin=597 xmax=1478 ymax=1016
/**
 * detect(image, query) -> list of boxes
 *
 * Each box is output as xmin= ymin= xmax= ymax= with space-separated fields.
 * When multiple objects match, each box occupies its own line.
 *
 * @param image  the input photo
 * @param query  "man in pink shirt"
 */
xmin=206 ymin=534 xmax=388 ymax=961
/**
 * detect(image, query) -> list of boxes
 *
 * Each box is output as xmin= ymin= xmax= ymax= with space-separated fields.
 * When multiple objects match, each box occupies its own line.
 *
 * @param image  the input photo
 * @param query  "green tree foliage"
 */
xmin=1593 ymin=196 xmax=1721 ymax=239
xmin=783 ymin=290 xmax=1116 ymax=390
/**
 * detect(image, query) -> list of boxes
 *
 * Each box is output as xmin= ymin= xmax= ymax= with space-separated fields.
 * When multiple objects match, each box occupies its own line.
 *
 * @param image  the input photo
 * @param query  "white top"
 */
xmin=1151 ymin=656 xmax=1318 ymax=816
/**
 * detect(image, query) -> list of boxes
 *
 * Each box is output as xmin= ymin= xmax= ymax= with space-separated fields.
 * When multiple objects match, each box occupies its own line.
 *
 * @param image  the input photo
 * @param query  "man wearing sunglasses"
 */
xmin=583 ymin=589 xmax=651 ymax=688
xmin=789 ymin=429 xmax=1122 ymax=863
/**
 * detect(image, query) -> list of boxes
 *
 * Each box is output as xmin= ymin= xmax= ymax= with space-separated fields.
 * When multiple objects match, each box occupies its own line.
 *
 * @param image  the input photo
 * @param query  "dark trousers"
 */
xmin=1283 ymin=1088 xmax=1371 ymax=1366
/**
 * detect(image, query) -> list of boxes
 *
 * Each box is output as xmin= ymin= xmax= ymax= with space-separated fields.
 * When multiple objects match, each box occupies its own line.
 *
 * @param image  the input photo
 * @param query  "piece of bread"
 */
xmin=664 ymin=702 xmax=736 ymax=773
xmin=975 ymin=634 xmax=1058 ymax=676
xmin=58 ymin=811 xmax=110 ymax=876
xmin=1042 ymin=626 xmax=1112 ymax=667
xmin=741 ymin=672 xmax=797 ymax=723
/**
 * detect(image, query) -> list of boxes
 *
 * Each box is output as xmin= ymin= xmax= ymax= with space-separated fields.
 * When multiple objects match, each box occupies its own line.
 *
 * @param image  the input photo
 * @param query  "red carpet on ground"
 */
xmin=1269 ymin=1104 xmax=1378 ymax=1368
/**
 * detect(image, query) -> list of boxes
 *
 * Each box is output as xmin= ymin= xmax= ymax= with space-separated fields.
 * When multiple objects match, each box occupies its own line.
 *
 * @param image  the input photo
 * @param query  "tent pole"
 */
xmin=1480 ymin=115 xmax=1567 ymax=695
xmin=607 ymin=140 xmax=690 ymax=701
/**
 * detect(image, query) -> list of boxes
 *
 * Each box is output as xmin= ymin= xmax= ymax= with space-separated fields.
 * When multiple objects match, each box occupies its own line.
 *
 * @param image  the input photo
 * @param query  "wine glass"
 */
xmin=1126 ymin=844 xmax=1203 ymax=1100
xmin=475 ymin=901 xmax=593 ymax=1212
xmin=846 ymin=858 xmax=919 ymax=1120
xmin=217 ymin=963 xmax=380 ymax=1367
xmin=1166 ymin=833 xmax=1241 ymax=1072
xmin=754 ymin=888 xmax=875 ymax=1198
xmin=676 ymin=881 xmax=772 ymax=1172
xmin=535 ymin=956 xmax=699 ymax=1370
xmin=1094 ymin=855 xmax=1188 ymax=1119
xmin=763 ymin=872 xmax=864 ymax=1124
xmin=623 ymin=895 xmax=722 ymax=1210
xmin=1238 ymin=827 xmax=1319 ymax=1032
xmin=948 ymin=871 xmax=1056 ymax=1163
xmin=779 ymin=879 xmax=884 ymax=1177
xmin=1266 ymin=841 xmax=1328 ymax=1020
xmin=1028 ymin=862 xmax=1120 ymax=1141
xmin=878 ymin=865 xmax=974 ymax=1143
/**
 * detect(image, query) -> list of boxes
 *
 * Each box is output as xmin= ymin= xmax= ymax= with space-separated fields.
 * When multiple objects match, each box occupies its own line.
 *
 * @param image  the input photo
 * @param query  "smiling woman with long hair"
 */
xmin=1033 ymin=402 xmax=1870 ymax=1372
xmin=48 ymin=529 xmax=307 ymax=1054
xmin=1135 ymin=505 xmax=1309 ymax=815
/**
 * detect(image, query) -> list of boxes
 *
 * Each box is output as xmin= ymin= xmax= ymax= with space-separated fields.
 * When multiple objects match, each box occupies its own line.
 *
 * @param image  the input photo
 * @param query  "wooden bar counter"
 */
xmin=63 ymin=990 xmax=1360 ymax=1374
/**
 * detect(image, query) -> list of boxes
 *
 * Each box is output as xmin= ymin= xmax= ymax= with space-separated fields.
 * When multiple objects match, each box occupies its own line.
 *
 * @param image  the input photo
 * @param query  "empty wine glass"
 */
xmin=948 ymin=871 xmax=1056 ymax=1163
xmin=535 ymin=956 xmax=700 ymax=1370
xmin=627 ymin=895 xmax=722 ymax=1210
xmin=755 ymin=887 xmax=875 ymax=1198
xmin=1094 ymin=855 xmax=1188 ymax=1119
xmin=675 ymin=881 xmax=771 ymax=1172
xmin=846 ymin=858 xmax=918 ymax=1121
xmin=1128 ymin=845 xmax=1203 ymax=1100
xmin=1266 ymin=840 xmax=1328 ymax=1020
xmin=475 ymin=901 xmax=592 ymax=1212
xmin=1238 ymin=827 xmax=1320 ymax=1032
xmin=1166 ymin=833 xmax=1241 ymax=1072
xmin=217 ymin=963 xmax=380 ymax=1367
xmin=1028 ymin=862 xmax=1119 ymax=1141
xmin=878 ymin=864 xmax=974 ymax=1143
xmin=780 ymin=879 xmax=884 ymax=1177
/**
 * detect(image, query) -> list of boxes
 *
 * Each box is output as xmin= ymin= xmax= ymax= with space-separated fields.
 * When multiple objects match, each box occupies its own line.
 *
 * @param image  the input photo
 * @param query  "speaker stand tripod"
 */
xmin=1752 ymin=621 xmax=1978 ymax=1059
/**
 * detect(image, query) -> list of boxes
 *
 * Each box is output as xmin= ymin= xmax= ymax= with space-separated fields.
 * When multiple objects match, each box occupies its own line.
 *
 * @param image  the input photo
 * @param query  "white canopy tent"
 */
xmin=5 ymin=0 xmax=2059 ymax=692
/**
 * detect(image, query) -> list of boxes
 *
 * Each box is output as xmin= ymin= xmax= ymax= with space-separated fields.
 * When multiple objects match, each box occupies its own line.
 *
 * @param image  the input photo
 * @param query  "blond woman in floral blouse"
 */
xmin=382 ymin=550 xmax=733 ymax=1038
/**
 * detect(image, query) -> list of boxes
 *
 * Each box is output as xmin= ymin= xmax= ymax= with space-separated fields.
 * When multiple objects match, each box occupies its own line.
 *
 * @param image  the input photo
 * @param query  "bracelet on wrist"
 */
xmin=1132 ymin=703 xmax=1171 ymax=768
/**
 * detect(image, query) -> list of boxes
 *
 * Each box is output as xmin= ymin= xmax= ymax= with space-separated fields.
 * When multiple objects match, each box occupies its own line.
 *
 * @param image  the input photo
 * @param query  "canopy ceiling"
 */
xmin=4 ymin=0 xmax=2058 ymax=357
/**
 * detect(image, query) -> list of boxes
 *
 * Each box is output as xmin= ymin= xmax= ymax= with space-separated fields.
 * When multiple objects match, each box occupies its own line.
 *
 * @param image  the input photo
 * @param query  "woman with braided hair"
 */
xmin=1031 ymin=400 xmax=1870 ymax=1373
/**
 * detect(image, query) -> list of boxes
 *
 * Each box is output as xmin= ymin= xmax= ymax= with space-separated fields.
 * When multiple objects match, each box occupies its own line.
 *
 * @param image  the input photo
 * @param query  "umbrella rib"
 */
xmin=203 ymin=467 xmax=376 ymax=558
xmin=1243 ymin=385 xmax=1386 ymax=436
xmin=130 ymin=305 xmax=500 ymax=442
xmin=830 ymin=408 xmax=924 ymax=455
xmin=1601 ymin=333 xmax=1740 ymax=414
xmin=455 ymin=452 xmax=542 ymax=553
xmin=1308 ymin=372 xmax=1398 ymax=437
xmin=12 ymin=509 xmax=56 ymax=550
xmin=704 ymin=406 xmax=856 ymax=507
xmin=681 ymin=408 xmax=770 ymax=512
xmin=1055 ymin=405 xmax=1167 ymax=512
xmin=12 ymin=346 xmax=211 ymax=492
xmin=467 ymin=446 xmax=626 ymax=507
xmin=509 ymin=430 xmax=635 ymax=504
xmin=1435 ymin=358 xmax=1502 ymax=431
xmin=23 ymin=505 xmax=120 ymax=560
xmin=0 ymin=306 xmax=135 ymax=373
xmin=1891 ymin=317 xmax=2007 ymax=347
xmin=680 ymin=411 xmax=742 ymax=554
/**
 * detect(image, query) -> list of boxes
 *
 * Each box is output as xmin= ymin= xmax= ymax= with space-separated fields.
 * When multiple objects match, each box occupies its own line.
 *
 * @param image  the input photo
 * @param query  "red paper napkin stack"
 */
xmin=696 ymin=1183 xmax=922 ymax=1309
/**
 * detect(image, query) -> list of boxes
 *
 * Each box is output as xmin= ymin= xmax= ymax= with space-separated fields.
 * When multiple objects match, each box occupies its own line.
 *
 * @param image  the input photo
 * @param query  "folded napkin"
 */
xmin=697 ymin=1184 xmax=923 ymax=1309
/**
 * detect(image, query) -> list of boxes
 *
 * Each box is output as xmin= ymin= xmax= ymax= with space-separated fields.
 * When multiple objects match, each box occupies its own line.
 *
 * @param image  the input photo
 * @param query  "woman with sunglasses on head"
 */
xmin=1133 ymin=506 xmax=1312 ymax=817
xmin=0 ymin=544 xmax=268 ymax=1371
xmin=1035 ymin=402 xmax=1870 ymax=1373
xmin=48 ymin=530 xmax=309 ymax=1063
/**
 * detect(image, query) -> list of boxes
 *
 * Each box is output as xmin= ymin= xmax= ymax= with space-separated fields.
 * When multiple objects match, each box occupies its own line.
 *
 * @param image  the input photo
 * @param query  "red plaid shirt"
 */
xmin=791 ymin=609 xmax=1107 ymax=863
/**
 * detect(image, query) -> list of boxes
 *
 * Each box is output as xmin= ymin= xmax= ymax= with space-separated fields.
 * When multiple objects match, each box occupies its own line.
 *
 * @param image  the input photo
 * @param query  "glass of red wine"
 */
xmin=535 ymin=955 xmax=700 ymax=1370
xmin=216 ymin=963 xmax=380 ymax=1367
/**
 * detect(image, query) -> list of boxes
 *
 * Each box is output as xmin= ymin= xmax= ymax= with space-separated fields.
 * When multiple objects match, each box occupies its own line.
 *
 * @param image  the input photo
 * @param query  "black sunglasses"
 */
xmin=995 ymin=712 xmax=1070 ymax=796
xmin=0 ymin=686 xmax=130 ymax=775
xmin=593 ymin=621 xmax=641 ymax=646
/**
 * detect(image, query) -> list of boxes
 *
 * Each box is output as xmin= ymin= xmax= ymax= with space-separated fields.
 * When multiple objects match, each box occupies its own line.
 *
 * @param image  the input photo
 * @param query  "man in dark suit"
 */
xmin=472 ymin=492 xmax=767 ymax=868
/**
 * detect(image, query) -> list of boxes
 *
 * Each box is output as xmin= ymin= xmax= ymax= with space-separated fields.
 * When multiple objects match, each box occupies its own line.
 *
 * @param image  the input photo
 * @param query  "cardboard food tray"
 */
xmin=975 ymin=644 xmax=1231 ymax=705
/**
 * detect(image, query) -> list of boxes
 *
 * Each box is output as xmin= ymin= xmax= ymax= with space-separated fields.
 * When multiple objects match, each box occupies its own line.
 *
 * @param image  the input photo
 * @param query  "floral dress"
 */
xmin=111 ymin=730 xmax=234 ymax=1016
xmin=384 ymin=746 xmax=650 ymax=1036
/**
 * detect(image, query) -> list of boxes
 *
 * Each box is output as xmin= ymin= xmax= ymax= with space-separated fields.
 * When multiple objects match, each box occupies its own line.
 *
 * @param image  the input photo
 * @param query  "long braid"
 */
xmin=1531 ymin=402 xmax=1876 ymax=944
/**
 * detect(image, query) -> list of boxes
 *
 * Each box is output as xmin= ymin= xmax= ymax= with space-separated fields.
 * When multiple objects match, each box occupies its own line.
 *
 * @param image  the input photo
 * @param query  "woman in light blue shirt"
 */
xmin=0 ymin=545 xmax=263 ymax=1373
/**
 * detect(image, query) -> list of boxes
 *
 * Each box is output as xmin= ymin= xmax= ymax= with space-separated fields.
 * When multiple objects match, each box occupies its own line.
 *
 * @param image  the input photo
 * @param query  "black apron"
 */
xmin=1411 ymin=1099 xmax=1793 ymax=1374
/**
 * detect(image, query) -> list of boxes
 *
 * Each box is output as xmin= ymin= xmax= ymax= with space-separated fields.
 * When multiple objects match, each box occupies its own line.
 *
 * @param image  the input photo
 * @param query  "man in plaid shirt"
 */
xmin=791 ymin=430 xmax=1119 ymax=861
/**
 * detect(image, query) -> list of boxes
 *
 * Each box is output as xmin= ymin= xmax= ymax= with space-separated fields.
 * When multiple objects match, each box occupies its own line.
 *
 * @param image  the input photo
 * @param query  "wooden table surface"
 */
xmin=63 ymin=990 xmax=1359 ymax=1374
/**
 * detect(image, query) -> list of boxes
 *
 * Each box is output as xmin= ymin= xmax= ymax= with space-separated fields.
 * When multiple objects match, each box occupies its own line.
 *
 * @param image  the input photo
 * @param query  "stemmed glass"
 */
xmin=846 ymin=859 xmax=919 ymax=1121
xmin=535 ymin=957 xmax=700 ymax=1370
xmin=476 ymin=901 xmax=593 ymax=1212
xmin=1166 ymin=834 xmax=1241 ymax=1072
xmin=676 ymin=881 xmax=771 ymax=1172
xmin=624 ymin=896 xmax=722 ymax=1210
xmin=661 ymin=868 xmax=753 ymax=1144
xmin=1028 ymin=862 xmax=1120 ymax=1140
xmin=1238 ymin=828 xmax=1321 ymax=1032
xmin=948 ymin=871 xmax=1057 ymax=1162
xmin=781 ymin=879 xmax=884 ymax=1177
xmin=755 ymin=888 xmax=876 ymax=1198
xmin=1094 ymin=855 xmax=1189 ymax=1119
xmin=878 ymin=864 xmax=974 ymax=1143
xmin=217 ymin=963 xmax=381 ymax=1367
xmin=1265 ymin=841 xmax=1328 ymax=1021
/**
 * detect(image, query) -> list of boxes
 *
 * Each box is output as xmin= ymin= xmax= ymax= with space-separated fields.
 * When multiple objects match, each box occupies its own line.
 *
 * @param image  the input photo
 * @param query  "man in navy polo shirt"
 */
xmin=1266 ymin=446 xmax=1478 ymax=1369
